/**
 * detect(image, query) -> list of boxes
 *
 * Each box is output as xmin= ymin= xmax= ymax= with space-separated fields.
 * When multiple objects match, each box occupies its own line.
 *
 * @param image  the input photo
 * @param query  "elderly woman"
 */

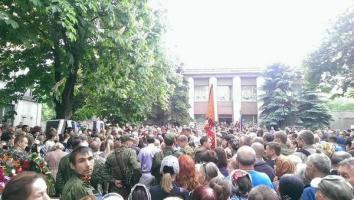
xmin=2 ymin=172 xmax=50 ymax=200
xmin=196 ymin=162 xmax=224 ymax=186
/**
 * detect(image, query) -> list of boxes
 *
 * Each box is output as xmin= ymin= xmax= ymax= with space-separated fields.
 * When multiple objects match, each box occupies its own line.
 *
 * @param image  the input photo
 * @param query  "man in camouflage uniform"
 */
xmin=55 ymin=136 xmax=89 ymax=195
xmin=61 ymin=146 xmax=97 ymax=200
xmin=151 ymin=132 xmax=182 ymax=184
xmin=103 ymin=134 xmax=141 ymax=198
xmin=177 ymin=135 xmax=194 ymax=157
xmin=9 ymin=134 xmax=29 ymax=161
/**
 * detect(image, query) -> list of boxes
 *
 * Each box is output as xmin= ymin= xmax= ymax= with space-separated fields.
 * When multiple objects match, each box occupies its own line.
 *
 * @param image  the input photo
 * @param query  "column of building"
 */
xmin=256 ymin=76 xmax=265 ymax=123
xmin=232 ymin=76 xmax=242 ymax=123
xmin=187 ymin=77 xmax=194 ymax=120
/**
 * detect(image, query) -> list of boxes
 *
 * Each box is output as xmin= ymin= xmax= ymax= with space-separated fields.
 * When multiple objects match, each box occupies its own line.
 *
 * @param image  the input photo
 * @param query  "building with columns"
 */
xmin=183 ymin=67 xmax=264 ymax=124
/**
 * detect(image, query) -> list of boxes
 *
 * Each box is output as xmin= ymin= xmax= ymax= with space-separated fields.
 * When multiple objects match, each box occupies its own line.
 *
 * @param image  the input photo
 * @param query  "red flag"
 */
xmin=204 ymin=84 xmax=216 ymax=149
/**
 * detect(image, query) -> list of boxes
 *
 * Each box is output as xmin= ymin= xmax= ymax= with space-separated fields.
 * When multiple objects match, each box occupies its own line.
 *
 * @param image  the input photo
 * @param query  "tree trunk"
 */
xmin=52 ymin=17 xmax=83 ymax=120
xmin=53 ymin=47 xmax=80 ymax=119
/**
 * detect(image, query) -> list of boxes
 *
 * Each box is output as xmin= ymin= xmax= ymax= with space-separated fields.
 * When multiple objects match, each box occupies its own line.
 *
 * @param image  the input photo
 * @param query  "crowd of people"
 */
xmin=1 ymin=122 xmax=354 ymax=200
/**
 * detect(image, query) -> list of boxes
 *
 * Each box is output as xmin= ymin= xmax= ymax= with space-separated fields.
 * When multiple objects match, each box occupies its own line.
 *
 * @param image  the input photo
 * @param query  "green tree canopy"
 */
xmin=0 ymin=0 xmax=175 ymax=123
xmin=305 ymin=7 xmax=354 ymax=98
xmin=147 ymin=67 xmax=191 ymax=126
xmin=297 ymin=90 xmax=332 ymax=130
xmin=259 ymin=63 xmax=299 ymax=129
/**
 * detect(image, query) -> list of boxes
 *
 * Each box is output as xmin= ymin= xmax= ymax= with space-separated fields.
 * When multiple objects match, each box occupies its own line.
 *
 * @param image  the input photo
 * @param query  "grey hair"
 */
xmin=299 ymin=130 xmax=314 ymax=145
xmin=237 ymin=146 xmax=256 ymax=166
xmin=307 ymin=153 xmax=331 ymax=175
xmin=339 ymin=157 xmax=354 ymax=167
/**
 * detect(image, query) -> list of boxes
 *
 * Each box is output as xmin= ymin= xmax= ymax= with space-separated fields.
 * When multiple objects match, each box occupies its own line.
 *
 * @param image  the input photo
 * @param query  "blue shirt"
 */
xmin=248 ymin=170 xmax=274 ymax=189
xmin=301 ymin=186 xmax=316 ymax=200
xmin=138 ymin=144 xmax=160 ymax=172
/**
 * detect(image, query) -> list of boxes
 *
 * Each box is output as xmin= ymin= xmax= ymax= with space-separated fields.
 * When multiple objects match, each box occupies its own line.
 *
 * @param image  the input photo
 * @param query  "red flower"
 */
xmin=16 ymin=167 xmax=23 ymax=174
xmin=0 ymin=167 xmax=5 ymax=182
xmin=21 ymin=161 xmax=30 ymax=170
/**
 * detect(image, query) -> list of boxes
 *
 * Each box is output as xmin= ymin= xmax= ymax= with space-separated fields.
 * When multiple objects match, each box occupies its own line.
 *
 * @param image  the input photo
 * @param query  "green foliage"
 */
xmin=260 ymin=64 xmax=299 ymax=129
xmin=169 ymin=76 xmax=192 ymax=125
xmin=297 ymin=90 xmax=332 ymax=130
xmin=260 ymin=64 xmax=333 ymax=130
xmin=326 ymin=98 xmax=354 ymax=111
xmin=42 ymin=103 xmax=56 ymax=121
xmin=0 ymin=0 xmax=174 ymax=123
xmin=147 ymin=69 xmax=191 ymax=126
xmin=305 ymin=7 xmax=354 ymax=96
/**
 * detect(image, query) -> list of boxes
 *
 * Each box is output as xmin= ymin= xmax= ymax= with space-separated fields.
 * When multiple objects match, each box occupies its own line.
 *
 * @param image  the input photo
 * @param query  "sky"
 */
xmin=152 ymin=0 xmax=354 ymax=69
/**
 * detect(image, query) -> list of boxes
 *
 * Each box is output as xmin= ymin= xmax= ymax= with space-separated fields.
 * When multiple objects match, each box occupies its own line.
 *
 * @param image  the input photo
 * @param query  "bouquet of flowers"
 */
xmin=0 ymin=152 xmax=55 ymax=196
xmin=29 ymin=153 xmax=56 ymax=196
xmin=0 ymin=152 xmax=27 ymax=193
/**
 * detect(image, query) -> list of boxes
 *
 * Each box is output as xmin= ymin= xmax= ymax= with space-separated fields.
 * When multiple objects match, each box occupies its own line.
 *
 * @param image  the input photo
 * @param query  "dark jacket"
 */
xmin=194 ymin=146 xmax=207 ymax=164
xmin=150 ymin=182 xmax=189 ymax=200
xmin=254 ymin=160 xmax=276 ymax=181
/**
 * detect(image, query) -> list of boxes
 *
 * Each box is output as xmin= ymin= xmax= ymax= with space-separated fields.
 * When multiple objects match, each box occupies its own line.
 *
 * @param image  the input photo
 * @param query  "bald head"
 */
xmin=251 ymin=142 xmax=265 ymax=158
xmin=89 ymin=140 xmax=100 ymax=152
xmin=177 ymin=135 xmax=188 ymax=143
xmin=237 ymin=146 xmax=256 ymax=166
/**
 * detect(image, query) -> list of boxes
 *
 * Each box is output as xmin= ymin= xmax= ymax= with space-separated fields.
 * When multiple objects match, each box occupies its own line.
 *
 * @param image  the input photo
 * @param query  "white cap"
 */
xmin=160 ymin=155 xmax=179 ymax=174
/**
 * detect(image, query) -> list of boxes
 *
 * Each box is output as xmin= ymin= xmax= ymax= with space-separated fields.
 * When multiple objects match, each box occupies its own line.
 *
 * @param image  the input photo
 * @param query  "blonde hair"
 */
xmin=161 ymin=173 xmax=173 ymax=193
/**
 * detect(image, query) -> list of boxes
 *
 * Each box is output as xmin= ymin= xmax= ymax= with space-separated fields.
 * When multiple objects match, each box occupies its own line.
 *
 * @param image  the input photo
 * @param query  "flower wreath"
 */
xmin=0 ymin=152 xmax=55 ymax=196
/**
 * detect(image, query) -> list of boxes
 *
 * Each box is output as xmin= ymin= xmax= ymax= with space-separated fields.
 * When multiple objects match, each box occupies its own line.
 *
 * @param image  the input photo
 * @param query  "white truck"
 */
xmin=45 ymin=119 xmax=79 ymax=135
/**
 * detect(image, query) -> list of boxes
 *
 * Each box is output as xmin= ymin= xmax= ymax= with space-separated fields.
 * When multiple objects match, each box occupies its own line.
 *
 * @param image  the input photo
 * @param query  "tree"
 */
xmin=305 ymin=7 xmax=354 ymax=97
xmin=297 ymin=90 xmax=332 ymax=130
xmin=147 ymin=68 xmax=191 ymax=126
xmin=0 ymin=0 xmax=172 ymax=121
xmin=259 ymin=64 xmax=299 ymax=129
xmin=168 ymin=76 xmax=192 ymax=125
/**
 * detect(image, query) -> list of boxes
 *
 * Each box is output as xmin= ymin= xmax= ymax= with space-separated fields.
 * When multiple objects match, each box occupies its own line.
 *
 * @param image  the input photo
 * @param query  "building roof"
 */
xmin=182 ymin=67 xmax=264 ymax=77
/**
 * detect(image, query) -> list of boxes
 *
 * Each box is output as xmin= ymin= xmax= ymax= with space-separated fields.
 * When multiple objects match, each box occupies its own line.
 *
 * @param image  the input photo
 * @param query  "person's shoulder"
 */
xmin=62 ymin=153 xmax=70 ymax=160
xmin=58 ymin=153 xmax=70 ymax=165
xmin=173 ymin=149 xmax=183 ymax=157
xmin=154 ymin=150 xmax=164 ymax=159
xmin=250 ymin=170 xmax=272 ymax=181
xmin=63 ymin=177 xmax=82 ymax=190
xmin=149 ymin=184 xmax=162 ymax=195
xmin=172 ymin=186 xmax=189 ymax=199
xmin=301 ymin=186 xmax=316 ymax=199
xmin=124 ymin=147 xmax=138 ymax=157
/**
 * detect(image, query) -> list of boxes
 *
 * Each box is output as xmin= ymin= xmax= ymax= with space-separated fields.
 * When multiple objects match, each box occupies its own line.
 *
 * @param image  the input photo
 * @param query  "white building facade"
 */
xmin=0 ymin=81 xmax=42 ymax=127
xmin=183 ymin=67 xmax=264 ymax=125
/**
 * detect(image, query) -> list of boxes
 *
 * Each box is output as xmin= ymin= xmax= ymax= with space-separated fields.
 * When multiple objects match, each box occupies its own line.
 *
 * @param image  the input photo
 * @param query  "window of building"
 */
xmin=194 ymin=85 xmax=209 ymax=102
xmin=241 ymin=85 xmax=257 ymax=102
xmin=217 ymin=85 xmax=232 ymax=102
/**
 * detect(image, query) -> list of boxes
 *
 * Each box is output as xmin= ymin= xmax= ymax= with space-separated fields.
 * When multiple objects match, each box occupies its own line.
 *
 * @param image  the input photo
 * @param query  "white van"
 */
xmin=45 ymin=119 xmax=79 ymax=135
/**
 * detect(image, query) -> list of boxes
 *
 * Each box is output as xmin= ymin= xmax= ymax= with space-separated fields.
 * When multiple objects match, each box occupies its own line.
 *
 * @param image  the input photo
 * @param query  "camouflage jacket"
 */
xmin=61 ymin=175 xmax=95 ymax=200
xmin=180 ymin=145 xmax=195 ymax=157
xmin=102 ymin=146 xmax=141 ymax=194
xmin=55 ymin=154 xmax=74 ymax=195
xmin=8 ymin=147 xmax=29 ymax=161
xmin=55 ymin=154 xmax=102 ymax=196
